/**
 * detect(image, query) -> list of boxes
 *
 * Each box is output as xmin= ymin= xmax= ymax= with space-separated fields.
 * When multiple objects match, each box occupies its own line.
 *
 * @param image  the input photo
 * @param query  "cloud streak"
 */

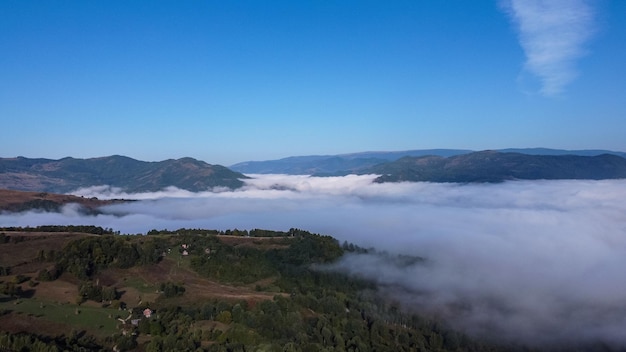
xmin=502 ymin=0 xmax=595 ymax=96
xmin=2 ymin=175 xmax=626 ymax=347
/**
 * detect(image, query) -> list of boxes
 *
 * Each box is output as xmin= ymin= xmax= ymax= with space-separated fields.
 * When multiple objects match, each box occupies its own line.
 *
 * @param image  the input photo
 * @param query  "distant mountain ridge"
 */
xmin=230 ymin=149 xmax=473 ymax=175
xmin=0 ymin=155 xmax=247 ymax=193
xmin=368 ymin=151 xmax=626 ymax=183
xmin=3 ymin=149 xmax=625 ymax=194
xmin=230 ymin=148 xmax=626 ymax=175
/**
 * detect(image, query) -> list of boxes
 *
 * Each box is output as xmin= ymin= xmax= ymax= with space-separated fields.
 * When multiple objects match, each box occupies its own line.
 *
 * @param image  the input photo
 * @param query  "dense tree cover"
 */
xmin=249 ymin=228 xmax=290 ymax=237
xmin=147 ymin=228 xmax=222 ymax=236
xmin=147 ymin=227 xmax=290 ymax=237
xmin=190 ymin=241 xmax=278 ymax=284
xmin=0 ymin=331 xmax=105 ymax=352
xmin=124 ymin=275 xmax=507 ymax=352
xmin=277 ymin=228 xmax=344 ymax=265
xmin=159 ymin=281 xmax=186 ymax=298
xmin=55 ymin=235 xmax=166 ymax=279
xmin=77 ymin=280 xmax=120 ymax=304
xmin=185 ymin=228 xmax=343 ymax=285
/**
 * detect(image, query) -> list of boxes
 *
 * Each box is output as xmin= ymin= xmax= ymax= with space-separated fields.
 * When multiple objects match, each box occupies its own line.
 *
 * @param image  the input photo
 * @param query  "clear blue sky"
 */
xmin=1 ymin=0 xmax=625 ymax=165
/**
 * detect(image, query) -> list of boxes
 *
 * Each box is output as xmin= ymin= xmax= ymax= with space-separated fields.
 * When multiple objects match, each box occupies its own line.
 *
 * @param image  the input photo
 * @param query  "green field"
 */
xmin=121 ymin=276 xmax=157 ymax=294
xmin=0 ymin=295 xmax=122 ymax=337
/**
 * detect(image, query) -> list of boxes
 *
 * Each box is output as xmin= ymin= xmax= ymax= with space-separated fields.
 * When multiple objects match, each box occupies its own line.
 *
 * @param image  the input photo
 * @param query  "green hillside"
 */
xmin=0 ymin=156 xmax=247 ymax=193
xmin=0 ymin=226 xmax=515 ymax=352
xmin=369 ymin=151 xmax=626 ymax=183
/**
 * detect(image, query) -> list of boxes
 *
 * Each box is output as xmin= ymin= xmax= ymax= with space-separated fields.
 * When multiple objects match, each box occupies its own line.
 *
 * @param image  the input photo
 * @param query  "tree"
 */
xmin=0 ymin=282 xmax=22 ymax=297
xmin=101 ymin=286 xmax=119 ymax=301
xmin=216 ymin=311 xmax=232 ymax=324
xmin=150 ymin=321 xmax=165 ymax=336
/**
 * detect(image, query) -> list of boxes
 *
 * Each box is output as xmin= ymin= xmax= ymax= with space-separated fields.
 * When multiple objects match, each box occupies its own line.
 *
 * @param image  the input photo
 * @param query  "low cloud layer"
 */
xmin=2 ymin=175 xmax=626 ymax=347
xmin=502 ymin=0 xmax=595 ymax=96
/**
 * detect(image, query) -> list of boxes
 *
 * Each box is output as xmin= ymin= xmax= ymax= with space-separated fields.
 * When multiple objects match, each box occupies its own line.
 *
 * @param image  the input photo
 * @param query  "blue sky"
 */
xmin=1 ymin=0 xmax=625 ymax=165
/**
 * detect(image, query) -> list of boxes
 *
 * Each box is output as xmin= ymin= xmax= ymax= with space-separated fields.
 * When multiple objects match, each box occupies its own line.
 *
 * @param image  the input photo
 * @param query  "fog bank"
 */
xmin=2 ymin=175 xmax=626 ymax=346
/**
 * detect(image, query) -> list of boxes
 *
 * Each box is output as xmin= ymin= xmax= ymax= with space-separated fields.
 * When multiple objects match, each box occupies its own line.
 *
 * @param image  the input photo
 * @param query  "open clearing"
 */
xmin=98 ymin=255 xmax=280 ymax=306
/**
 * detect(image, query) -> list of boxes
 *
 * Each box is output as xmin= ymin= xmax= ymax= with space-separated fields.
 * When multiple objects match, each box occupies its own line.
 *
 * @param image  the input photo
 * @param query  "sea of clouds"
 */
xmin=2 ymin=174 xmax=626 ymax=347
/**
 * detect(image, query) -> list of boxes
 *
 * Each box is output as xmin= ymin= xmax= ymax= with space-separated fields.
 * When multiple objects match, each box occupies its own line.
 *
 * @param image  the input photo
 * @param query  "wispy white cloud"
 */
xmin=502 ymin=0 xmax=595 ymax=96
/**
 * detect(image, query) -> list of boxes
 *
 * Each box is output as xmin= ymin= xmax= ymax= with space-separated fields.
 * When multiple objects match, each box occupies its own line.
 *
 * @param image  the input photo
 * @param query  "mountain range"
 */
xmin=230 ymin=149 xmax=473 ymax=175
xmin=230 ymin=148 xmax=626 ymax=175
xmin=2 ymin=149 xmax=626 ymax=195
xmin=0 ymin=155 xmax=246 ymax=193
xmin=368 ymin=151 xmax=626 ymax=183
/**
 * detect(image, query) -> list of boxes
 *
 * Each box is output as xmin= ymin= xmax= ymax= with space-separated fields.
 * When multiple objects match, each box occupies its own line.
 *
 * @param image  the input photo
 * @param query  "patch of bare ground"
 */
xmin=98 ymin=257 xmax=280 ymax=306
xmin=0 ymin=232 xmax=91 ymax=267
xmin=0 ymin=311 xmax=75 ymax=337
xmin=33 ymin=275 xmax=80 ymax=304
xmin=7 ymin=261 xmax=49 ymax=276
xmin=217 ymin=235 xmax=293 ymax=250
xmin=194 ymin=320 xmax=229 ymax=331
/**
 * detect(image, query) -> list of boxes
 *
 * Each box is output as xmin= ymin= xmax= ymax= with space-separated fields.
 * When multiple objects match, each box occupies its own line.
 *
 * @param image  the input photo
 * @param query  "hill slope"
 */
xmin=0 ymin=156 xmax=247 ymax=193
xmin=368 ymin=151 xmax=626 ymax=183
xmin=230 ymin=149 xmax=472 ymax=175
xmin=0 ymin=189 xmax=126 ymax=214
xmin=230 ymin=148 xmax=626 ymax=175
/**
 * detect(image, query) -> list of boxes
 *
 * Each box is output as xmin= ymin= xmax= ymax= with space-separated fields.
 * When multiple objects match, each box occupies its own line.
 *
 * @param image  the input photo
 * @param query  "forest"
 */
xmin=0 ymin=226 xmax=523 ymax=351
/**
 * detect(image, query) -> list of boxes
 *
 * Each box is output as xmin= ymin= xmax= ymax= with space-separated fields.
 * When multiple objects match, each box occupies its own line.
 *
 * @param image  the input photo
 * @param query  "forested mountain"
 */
xmin=0 ymin=156 xmax=247 ymax=193
xmin=368 ymin=151 xmax=626 ymax=183
xmin=0 ymin=227 xmax=519 ymax=352
xmin=3 ymin=149 xmax=625 ymax=195
xmin=230 ymin=148 xmax=626 ymax=175
xmin=230 ymin=149 xmax=472 ymax=175
xmin=497 ymin=147 xmax=626 ymax=158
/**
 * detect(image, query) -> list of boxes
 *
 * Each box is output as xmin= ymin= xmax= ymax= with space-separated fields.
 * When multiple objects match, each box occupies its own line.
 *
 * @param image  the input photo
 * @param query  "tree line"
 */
xmin=0 ymin=225 xmax=116 ymax=235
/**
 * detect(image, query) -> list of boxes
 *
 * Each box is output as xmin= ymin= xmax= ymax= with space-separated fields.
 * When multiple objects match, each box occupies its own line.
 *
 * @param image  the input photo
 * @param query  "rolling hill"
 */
xmin=368 ymin=151 xmax=626 ymax=183
xmin=0 ymin=156 xmax=247 ymax=193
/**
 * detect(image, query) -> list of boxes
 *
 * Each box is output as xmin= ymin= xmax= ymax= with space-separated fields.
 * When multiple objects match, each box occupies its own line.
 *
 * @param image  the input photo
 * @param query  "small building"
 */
xmin=143 ymin=308 xmax=153 ymax=318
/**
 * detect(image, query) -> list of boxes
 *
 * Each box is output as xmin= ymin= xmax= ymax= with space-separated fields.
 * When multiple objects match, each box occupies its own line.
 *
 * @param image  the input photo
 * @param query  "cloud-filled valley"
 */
xmin=2 ymin=175 xmax=626 ymax=347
